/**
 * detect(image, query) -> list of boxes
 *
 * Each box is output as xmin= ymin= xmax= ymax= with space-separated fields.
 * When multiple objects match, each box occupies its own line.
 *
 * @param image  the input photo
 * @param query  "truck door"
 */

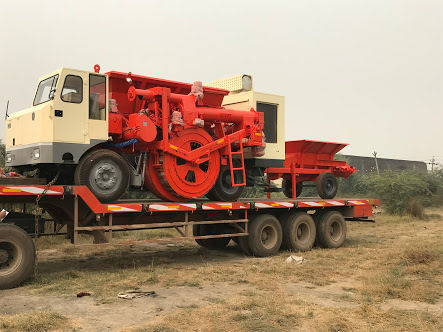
xmin=87 ymin=74 xmax=109 ymax=143
xmin=53 ymin=73 xmax=86 ymax=143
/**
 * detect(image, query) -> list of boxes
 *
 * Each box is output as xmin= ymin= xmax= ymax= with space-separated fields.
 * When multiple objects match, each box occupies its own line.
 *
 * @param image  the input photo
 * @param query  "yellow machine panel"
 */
xmin=206 ymin=75 xmax=285 ymax=164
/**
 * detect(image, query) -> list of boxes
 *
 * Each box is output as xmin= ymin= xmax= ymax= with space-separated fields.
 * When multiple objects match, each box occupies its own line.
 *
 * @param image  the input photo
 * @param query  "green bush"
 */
xmin=340 ymin=169 xmax=443 ymax=217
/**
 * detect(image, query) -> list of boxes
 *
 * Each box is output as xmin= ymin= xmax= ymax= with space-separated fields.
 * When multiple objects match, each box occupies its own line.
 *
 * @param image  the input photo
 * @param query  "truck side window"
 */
xmin=61 ymin=75 xmax=83 ymax=103
xmin=257 ymin=102 xmax=278 ymax=143
xmin=89 ymin=74 xmax=106 ymax=120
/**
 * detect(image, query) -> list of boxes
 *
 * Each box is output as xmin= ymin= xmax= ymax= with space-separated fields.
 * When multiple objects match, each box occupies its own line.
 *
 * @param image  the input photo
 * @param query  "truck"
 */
xmin=0 ymin=67 xmax=374 ymax=290
xmin=4 ymin=67 xmax=355 ymax=202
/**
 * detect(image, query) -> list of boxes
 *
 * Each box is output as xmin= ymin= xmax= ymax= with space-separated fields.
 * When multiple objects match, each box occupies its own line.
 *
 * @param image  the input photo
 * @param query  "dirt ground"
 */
xmin=0 ymin=210 xmax=442 ymax=332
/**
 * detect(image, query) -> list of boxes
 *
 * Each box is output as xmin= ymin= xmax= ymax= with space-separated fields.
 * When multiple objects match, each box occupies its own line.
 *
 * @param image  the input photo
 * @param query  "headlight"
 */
xmin=5 ymin=153 xmax=12 ymax=163
xmin=33 ymin=148 xmax=40 ymax=159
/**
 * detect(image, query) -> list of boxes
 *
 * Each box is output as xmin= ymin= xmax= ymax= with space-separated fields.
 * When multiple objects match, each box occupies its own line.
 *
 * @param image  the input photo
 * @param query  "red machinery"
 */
xmin=266 ymin=140 xmax=356 ymax=199
xmin=102 ymin=71 xmax=264 ymax=201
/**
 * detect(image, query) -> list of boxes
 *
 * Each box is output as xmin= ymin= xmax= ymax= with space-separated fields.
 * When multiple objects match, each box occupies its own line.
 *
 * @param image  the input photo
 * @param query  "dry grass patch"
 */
xmin=0 ymin=311 xmax=72 ymax=332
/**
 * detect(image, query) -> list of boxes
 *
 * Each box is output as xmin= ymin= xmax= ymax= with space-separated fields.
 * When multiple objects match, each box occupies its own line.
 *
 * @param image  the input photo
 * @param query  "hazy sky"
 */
xmin=1 ymin=0 xmax=442 ymax=164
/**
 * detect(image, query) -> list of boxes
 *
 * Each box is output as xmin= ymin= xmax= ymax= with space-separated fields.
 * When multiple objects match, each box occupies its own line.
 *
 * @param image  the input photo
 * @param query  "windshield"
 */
xmin=33 ymin=74 xmax=59 ymax=106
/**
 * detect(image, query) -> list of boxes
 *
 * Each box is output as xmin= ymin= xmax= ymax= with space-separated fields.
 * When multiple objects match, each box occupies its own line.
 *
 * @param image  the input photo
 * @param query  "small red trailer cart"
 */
xmin=266 ymin=140 xmax=356 ymax=199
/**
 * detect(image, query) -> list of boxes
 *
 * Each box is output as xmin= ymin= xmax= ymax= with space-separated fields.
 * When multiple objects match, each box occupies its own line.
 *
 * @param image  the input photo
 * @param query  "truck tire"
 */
xmin=0 ymin=223 xmax=35 ymax=289
xmin=316 ymin=173 xmax=338 ymax=199
xmin=281 ymin=212 xmax=316 ymax=251
xmin=193 ymin=224 xmax=231 ymax=250
xmin=282 ymin=179 xmax=302 ymax=199
xmin=248 ymin=214 xmax=282 ymax=257
xmin=316 ymin=211 xmax=347 ymax=248
xmin=75 ymin=149 xmax=130 ymax=202
xmin=206 ymin=165 xmax=244 ymax=201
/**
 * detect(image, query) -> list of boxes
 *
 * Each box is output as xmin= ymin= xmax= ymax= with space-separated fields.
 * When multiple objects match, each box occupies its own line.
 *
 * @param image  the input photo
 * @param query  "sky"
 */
xmin=0 ymin=0 xmax=442 ymax=165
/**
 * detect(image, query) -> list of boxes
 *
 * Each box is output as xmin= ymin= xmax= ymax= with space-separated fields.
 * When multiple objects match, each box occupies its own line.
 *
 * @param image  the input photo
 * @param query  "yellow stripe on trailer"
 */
xmin=2 ymin=188 xmax=21 ymax=193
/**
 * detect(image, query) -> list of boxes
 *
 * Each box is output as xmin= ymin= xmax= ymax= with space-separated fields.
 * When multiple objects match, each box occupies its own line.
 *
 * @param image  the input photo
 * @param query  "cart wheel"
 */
xmin=193 ymin=224 xmax=231 ymax=250
xmin=316 ymin=211 xmax=347 ymax=248
xmin=248 ymin=214 xmax=282 ymax=257
xmin=316 ymin=173 xmax=338 ymax=199
xmin=206 ymin=164 xmax=244 ymax=201
xmin=281 ymin=212 xmax=316 ymax=251
xmin=282 ymin=179 xmax=303 ymax=198
xmin=0 ymin=224 xmax=36 ymax=289
xmin=75 ymin=149 xmax=130 ymax=202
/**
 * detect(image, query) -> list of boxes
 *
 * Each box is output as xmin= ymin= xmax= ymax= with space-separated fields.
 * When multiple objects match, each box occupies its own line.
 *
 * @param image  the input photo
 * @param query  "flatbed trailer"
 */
xmin=0 ymin=184 xmax=378 ymax=290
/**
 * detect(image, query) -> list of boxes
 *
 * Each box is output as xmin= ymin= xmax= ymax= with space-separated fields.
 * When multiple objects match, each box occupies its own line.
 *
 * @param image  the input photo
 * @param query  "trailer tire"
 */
xmin=281 ymin=212 xmax=316 ymax=251
xmin=316 ymin=173 xmax=338 ymax=199
xmin=0 ymin=224 xmax=35 ymax=290
xmin=237 ymin=236 xmax=252 ymax=256
xmin=282 ymin=179 xmax=302 ymax=198
xmin=75 ymin=149 xmax=130 ymax=202
xmin=248 ymin=214 xmax=282 ymax=257
xmin=316 ymin=211 xmax=347 ymax=248
xmin=206 ymin=165 xmax=244 ymax=201
xmin=193 ymin=224 xmax=231 ymax=250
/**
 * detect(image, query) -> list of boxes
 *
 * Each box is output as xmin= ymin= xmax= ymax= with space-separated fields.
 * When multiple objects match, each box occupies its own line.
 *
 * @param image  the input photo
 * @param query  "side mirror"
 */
xmin=49 ymin=88 xmax=56 ymax=100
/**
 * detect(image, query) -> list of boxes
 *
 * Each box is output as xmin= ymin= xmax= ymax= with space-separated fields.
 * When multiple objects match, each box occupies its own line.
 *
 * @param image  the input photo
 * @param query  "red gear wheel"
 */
xmin=162 ymin=129 xmax=220 ymax=199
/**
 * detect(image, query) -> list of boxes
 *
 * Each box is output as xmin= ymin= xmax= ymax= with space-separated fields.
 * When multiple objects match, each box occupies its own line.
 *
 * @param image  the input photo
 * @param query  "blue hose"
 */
xmin=107 ymin=139 xmax=138 ymax=148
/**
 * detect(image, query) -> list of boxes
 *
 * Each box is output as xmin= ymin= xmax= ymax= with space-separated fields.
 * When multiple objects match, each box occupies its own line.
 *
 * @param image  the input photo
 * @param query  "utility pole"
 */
xmin=373 ymin=151 xmax=380 ymax=175
xmin=428 ymin=156 xmax=438 ymax=172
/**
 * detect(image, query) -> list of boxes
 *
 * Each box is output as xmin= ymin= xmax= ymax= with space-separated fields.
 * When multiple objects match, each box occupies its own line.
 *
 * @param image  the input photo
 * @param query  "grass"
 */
xmin=0 ymin=311 xmax=72 ymax=332
xmin=14 ymin=209 xmax=443 ymax=330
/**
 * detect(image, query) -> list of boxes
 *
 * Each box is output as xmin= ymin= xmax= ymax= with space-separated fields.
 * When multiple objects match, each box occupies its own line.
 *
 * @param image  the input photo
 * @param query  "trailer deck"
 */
xmin=0 ymin=184 xmax=378 ymax=289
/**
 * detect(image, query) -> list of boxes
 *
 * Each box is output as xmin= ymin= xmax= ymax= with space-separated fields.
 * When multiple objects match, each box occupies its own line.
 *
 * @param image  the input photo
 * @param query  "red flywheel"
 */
xmin=161 ymin=129 xmax=220 ymax=199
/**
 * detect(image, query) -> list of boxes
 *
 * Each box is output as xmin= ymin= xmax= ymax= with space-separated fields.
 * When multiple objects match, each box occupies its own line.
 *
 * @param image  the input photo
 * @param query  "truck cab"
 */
xmin=5 ymin=68 xmax=109 ymax=168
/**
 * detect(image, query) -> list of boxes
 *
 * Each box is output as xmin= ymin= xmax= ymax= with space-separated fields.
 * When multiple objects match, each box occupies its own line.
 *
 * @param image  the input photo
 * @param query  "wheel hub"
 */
xmin=90 ymin=160 xmax=122 ymax=191
xmin=0 ymin=242 xmax=20 ymax=277
xmin=160 ymin=129 xmax=220 ymax=199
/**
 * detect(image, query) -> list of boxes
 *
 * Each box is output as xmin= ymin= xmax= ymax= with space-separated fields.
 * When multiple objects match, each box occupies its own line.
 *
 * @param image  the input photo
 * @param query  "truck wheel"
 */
xmin=193 ymin=224 xmax=231 ymax=250
xmin=281 ymin=212 xmax=316 ymax=251
xmin=248 ymin=214 xmax=282 ymax=257
xmin=75 ymin=149 xmax=130 ymax=202
xmin=282 ymin=179 xmax=302 ymax=198
xmin=206 ymin=165 xmax=244 ymax=201
xmin=316 ymin=173 xmax=338 ymax=199
xmin=316 ymin=211 xmax=347 ymax=248
xmin=0 ymin=224 xmax=35 ymax=289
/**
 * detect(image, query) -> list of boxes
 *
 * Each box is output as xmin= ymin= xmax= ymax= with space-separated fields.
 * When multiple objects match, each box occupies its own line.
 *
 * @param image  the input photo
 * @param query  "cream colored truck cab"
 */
xmin=205 ymin=75 xmax=285 ymax=169
xmin=5 ymin=68 xmax=109 ymax=168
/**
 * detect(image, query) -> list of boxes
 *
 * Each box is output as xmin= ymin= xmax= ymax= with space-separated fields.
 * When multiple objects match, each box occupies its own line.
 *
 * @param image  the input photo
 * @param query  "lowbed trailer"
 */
xmin=0 ymin=183 xmax=378 ymax=289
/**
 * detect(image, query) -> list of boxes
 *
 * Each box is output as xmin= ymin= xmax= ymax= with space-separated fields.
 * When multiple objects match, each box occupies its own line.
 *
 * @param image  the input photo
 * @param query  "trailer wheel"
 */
xmin=193 ymin=224 xmax=231 ymax=250
xmin=316 ymin=211 xmax=347 ymax=248
xmin=316 ymin=173 xmax=338 ymax=199
xmin=206 ymin=165 xmax=244 ymax=201
xmin=75 ymin=149 xmax=130 ymax=202
xmin=282 ymin=179 xmax=302 ymax=198
xmin=237 ymin=236 xmax=252 ymax=256
xmin=0 ymin=224 xmax=35 ymax=290
xmin=248 ymin=214 xmax=282 ymax=257
xmin=281 ymin=212 xmax=316 ymax=251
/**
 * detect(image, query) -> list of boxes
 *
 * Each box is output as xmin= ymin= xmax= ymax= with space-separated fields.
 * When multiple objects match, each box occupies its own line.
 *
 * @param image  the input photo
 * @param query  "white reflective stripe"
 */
xmin=108 ymin=205 xmax=138 ymax=212
xmin=255 ymin=203 xmax=271 ymax=208
xmin=327 ymin=201 xmax=345 ymax=206
xmin=301 ymin=201 xmax=323 ymax=207
xmin=149 ymin=204 xmax=170 ymax=211
xmin=7 ymin=186 xmax=60 ymax=195
xmin=202 ymin=205 xmax=214 ymax=210
xmin=181 ymin=204 xmax=197 ymax=209
xmin=275 ymin=202 xmax=294 ymax=207
xmin=348 ymin=200 xmax=365 ymax=205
